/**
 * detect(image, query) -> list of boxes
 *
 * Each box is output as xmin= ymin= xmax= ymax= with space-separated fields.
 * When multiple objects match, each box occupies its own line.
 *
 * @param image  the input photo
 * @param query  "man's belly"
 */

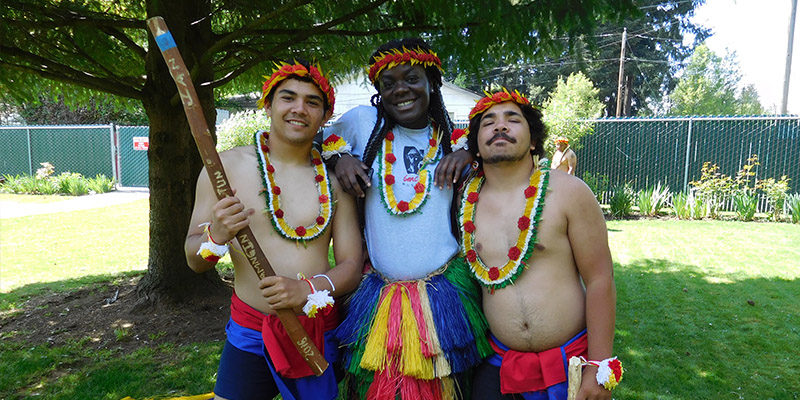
xmin=483 ymin=282 xmax=585 ymax=352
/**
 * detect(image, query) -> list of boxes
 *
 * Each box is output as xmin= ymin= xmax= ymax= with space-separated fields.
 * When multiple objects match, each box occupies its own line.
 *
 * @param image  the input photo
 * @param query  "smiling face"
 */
xmin=475 ymin=101 xmax=534 ymax=165
xmin=265 ymin=78 xmax=332 ymax=145
xmin=378 ymin=64 xmax=431 ymax=129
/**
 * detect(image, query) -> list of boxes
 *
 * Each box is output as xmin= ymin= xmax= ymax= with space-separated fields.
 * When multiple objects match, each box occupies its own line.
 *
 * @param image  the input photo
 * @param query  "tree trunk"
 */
xmin=135 ymin=2 xmax=227 ymax=309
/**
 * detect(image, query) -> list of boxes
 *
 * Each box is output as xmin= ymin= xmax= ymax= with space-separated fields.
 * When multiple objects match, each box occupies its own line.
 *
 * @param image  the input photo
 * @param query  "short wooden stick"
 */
xmin=567 ymin=356 xmax=583 ymax=400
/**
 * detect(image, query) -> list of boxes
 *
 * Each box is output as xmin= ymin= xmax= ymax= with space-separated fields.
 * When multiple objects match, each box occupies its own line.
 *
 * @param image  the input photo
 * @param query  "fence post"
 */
xmin=110 ymin=123 xmax=120 ymax=186
xmin=26 ymin=127 xmax=33 ymax=175
xmin=682 ymin=117 xmax=694 ymax=191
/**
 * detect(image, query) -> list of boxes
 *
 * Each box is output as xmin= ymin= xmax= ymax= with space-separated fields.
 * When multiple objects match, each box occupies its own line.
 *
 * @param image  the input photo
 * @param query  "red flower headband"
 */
xmin=257 ymin=61 xmax=335 ymax=114
xmin=555 ymin=138 xmax=569 ymax=144
xmin=367 ymin=46 xmax=442 ymax=83
xmin=469 ymin=89 xmax=530 ymax=120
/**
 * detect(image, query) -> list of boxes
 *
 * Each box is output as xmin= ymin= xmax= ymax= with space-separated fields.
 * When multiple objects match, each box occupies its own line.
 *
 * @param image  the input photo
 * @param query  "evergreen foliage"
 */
xmin=0 ymin=0 xmax=637 ymax=303
xmin=457 ymin=0 xmax=709 ymax=116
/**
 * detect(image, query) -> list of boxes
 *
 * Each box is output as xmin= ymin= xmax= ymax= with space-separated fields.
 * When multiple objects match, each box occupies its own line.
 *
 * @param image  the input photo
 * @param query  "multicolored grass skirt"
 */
xmin=334 ymin=257 xmax=491 ymax=399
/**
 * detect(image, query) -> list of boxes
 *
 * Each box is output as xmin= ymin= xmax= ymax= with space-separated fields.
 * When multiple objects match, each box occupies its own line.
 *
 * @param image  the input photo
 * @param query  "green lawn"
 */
xmin=0 ymin=193 xmax=71 ymax=204
xmin=607 ymin=219 xmax=800 ymax=399
xmin=1 ymin=198 xmax=799 ymax=399
xmin=1 ymin=199 xmax=149 ymax=295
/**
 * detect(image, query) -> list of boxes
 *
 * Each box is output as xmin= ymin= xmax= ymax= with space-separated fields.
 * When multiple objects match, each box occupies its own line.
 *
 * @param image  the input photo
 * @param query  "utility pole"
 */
xmin=623 ymin=74 xmax=634 ymax=116
xmin=781 ymin=0 xmax=797 ymax=114
xmin=616 ymin=28 xmax=627 ymax=117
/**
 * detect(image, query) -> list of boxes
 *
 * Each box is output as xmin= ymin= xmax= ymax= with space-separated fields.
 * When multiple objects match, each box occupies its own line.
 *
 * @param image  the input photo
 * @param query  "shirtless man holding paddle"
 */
xmin=185 ymin=60 xmax=362 ymax=400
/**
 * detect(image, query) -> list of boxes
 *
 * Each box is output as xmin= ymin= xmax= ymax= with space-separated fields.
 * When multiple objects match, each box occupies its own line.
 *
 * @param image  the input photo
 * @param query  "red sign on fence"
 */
xmin=133 ymin=137 xmax=149 ymax=151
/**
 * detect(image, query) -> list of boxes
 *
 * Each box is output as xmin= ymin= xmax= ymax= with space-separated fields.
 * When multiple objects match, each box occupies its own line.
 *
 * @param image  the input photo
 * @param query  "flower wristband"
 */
xmin=450 ymin=128 xmax=468 ymax=152
xmin=321 ymin=134 xmax=353 ymax=160
xmin=297 ymin=273 xmax=334 ymax=318
xmin=198 ymin=240 xmax=229 ymax=263
xmin=582 ymin=356 xmax=624 ymax=390
xmin=197 ymin=223 xmax=229 ymax=263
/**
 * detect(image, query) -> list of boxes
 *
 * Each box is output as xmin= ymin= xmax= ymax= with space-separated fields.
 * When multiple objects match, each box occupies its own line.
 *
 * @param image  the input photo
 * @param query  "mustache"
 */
xmin=486 ymin=132 xmax=517 ymax=146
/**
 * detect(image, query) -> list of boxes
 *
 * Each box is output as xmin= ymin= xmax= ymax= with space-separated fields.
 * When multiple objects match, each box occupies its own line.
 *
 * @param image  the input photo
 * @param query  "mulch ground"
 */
xmin=0 ymin=276 xmax=232 ymax=352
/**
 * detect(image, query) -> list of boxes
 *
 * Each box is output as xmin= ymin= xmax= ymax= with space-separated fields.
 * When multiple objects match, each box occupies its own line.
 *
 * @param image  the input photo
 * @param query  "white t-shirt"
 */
xmin=325 ymin=106 xmax=458 ymax=280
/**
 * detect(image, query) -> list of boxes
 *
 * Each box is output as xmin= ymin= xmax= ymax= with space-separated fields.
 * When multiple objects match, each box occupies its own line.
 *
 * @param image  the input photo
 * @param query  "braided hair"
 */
xmin=360 ymin=38 xmax=454 ymax=170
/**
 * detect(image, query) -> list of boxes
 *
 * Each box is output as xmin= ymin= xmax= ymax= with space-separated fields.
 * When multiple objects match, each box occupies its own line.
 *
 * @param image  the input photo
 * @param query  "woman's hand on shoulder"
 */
xmin=434 ymin=149 xmax=473 ymax=190
xmin=334 ymin=154 xmax=370 ymax=198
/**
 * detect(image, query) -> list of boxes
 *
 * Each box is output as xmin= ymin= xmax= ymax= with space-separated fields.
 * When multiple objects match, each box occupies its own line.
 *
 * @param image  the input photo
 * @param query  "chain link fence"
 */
xmin=0 ymin=125 xmax=150 ymax=187
xmin=3 ymin=117 xmax=798 ymax=195
xmin=578 ymin=116 xmax=799 ymax=210
xmin=117 ymin=126 xmax=150 ymax=187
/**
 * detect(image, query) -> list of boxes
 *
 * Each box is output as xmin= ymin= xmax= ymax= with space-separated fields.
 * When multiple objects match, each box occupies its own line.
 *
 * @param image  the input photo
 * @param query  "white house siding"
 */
xmin=331 ymin=73 xmax=481 ymax=125
xmin=216 ymin=73 xmax=481 ymax=127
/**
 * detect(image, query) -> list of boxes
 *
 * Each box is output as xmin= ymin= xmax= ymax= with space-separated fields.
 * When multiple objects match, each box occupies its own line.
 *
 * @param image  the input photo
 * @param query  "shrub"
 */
xmin=0 ymin=163 xmax=115 ymax=196
xmin=787 ymin=194 xmax=800 ymax=224
xmin=733 ymin=193 xmax=758 ymax=222
xmin=36 ymin=162 xmax=55 ymax=179
xmin=637 ymin=182 xmax=669 ymax=217
xmin=609 ymin=184 xmax=634 ymax=218
xmin=670 ymin=191 xmax=691 ymax=220
xmin=636 ymin=188 xmax=652 ymax=216
xmin=733 ymin=155 xmax=759 ymax=196
xmin=216 ymin=109 xmax=270 ymax=152
xmin=87 ymin=174 xmax=116 ymax=194
xmin=757 ymin=175 xmax=791 ymax=222
xmin=690 ymin=162 xmax=733 ymax=219
xmin=13 ymin=174 xmax=60 ymax=195
xmin=582 ymin=172 xmax=609 ymax=204
xmin=56 ymin=172 xmax=89 ymax=196
xmin=690 ymin=191 xmax=707 ymax=220
xmin=0 ymin=174 xmax=21 ymax=193
xmin=670 ymin=190 xmax=706 ymax=220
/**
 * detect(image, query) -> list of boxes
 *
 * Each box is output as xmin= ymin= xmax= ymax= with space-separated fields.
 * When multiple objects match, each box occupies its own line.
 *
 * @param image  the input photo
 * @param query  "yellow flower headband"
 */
xmin=257 ymin=61 xmax=335 ymax=113
xmin=367 ymin=46 xmax=442 ymax=83
xmin=468 ymin=88 xmax=530 ymax=120
xmin=555 ymin=137 xmax=569 ymax=144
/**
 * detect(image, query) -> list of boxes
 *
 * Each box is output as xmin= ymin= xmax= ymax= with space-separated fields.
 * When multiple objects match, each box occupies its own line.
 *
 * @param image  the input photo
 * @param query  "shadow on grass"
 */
xmin=614 ymin=259 xmax=799 ymax=400
xmin=3 ymin=260 xmax=798 ymax=399
xmin=0 ymin=271 xmax=229 ymax=400
xmin=0 ymin=271 xmax=146 ymax=312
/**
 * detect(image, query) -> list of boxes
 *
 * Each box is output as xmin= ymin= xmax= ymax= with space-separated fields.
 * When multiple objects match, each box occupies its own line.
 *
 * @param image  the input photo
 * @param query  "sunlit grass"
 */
xmin=0 ymin=193 xmax=71 ymax=204
xmin=2 ymin=201 xmax=799 ymax=399
xmin=607 ymin=219 xmax=800 ymax=399
xmin=1 ymin=199 xmax=149 ymax=293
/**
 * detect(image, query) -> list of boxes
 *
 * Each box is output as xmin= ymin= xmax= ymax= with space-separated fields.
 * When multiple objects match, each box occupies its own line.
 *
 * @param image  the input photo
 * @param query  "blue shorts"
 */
xmin=214 ymin=339 xmax=279 ymax=400
xmin=213 ymin=318 xmax=339 ymax=400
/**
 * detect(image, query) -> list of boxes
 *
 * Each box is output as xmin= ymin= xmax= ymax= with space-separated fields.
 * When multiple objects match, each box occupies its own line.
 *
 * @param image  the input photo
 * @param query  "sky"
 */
xmin=691 ymin=0 xmax=800 ymax=113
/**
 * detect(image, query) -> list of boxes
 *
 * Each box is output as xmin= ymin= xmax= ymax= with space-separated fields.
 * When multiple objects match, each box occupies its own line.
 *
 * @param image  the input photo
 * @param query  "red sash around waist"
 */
xmin=230 ymin=292 xmax=339 ymax=379
xmin=490 ymin=332 xmax=588 ymax=394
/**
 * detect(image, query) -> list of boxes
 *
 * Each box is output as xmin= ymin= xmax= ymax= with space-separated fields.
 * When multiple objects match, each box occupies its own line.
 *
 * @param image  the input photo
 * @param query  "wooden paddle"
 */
xmin=146 ymin=16 xmax=328 ymax=376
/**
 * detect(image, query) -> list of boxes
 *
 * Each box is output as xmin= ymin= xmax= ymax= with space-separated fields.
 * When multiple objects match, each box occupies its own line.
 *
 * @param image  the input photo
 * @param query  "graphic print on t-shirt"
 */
xmin=403 ymin=146 xmax=424 ymax=174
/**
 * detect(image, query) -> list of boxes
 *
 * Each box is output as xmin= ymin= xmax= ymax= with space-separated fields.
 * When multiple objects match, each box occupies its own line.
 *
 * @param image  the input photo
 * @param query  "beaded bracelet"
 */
xmin=197 ymin=223 xmax=229 ymax=263
xmin=297 ymin=273 xmax=334 ymax=318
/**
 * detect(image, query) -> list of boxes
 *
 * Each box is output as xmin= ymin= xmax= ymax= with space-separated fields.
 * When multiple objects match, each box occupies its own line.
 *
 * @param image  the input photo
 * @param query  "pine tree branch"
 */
xmin=0 ymin=46 xmax=142 ymax=100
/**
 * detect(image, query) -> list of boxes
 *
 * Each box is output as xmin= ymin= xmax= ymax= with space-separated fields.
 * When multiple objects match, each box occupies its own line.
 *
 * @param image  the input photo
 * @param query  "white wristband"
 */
xmin=313 ymin=273 xmax=335 ymax=292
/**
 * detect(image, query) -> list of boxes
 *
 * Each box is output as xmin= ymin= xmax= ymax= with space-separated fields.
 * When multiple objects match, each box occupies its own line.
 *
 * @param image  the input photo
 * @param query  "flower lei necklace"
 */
xmin=460 ymin=168 xmax=549 ymax=293
xmin=377 ymin=126 xmax=441 ymax=216
xmin=255 ymin=131 xmax=333 ymax=242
